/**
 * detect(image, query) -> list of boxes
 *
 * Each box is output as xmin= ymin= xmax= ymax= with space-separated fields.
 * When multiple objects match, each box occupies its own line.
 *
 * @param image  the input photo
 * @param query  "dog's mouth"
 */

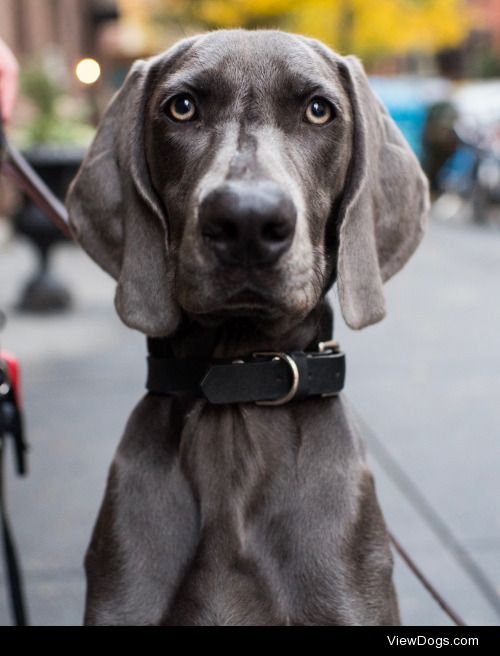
xmin=227 ymin=289 xmax=268 ymax=307
xmin=178 ymin=257 xmax=318 ymax=323
xmin=214 ymin=288 xmax=273 ymax=316
xmin=187 ymin=286 xmax=283 ymax=323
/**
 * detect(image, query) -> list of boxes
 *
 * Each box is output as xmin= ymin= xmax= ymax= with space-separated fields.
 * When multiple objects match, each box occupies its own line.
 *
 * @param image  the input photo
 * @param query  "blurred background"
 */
xmin=0 ymin=0 xmax=499 ymax=626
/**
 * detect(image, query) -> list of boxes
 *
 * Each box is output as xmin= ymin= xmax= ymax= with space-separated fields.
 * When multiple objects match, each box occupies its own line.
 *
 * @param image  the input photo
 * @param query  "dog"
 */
xmin=67 ymin=29 xmax=429 ymax=625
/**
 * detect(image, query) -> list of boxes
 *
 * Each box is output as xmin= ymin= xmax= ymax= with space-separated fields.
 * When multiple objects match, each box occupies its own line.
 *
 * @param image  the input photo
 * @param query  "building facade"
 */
xmin=0 ymin=0 xmax=118 ymax=67
xmin=469 ymin=0 xmax=500 ymax=51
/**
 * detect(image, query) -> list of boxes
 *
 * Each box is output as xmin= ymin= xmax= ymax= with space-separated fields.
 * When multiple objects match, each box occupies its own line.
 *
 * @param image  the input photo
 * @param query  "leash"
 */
xmin=0 ymin=122 xmax=45 ymax=626
xmin=355 ymin=409 xmax=500 ymax=625
xmin=0 ymin=124 xmax=490 ymax=628
xmin=0 ymin=124 xmax=71 ymax=237
xmin=388 ymin=531 xmax=466 ymax=626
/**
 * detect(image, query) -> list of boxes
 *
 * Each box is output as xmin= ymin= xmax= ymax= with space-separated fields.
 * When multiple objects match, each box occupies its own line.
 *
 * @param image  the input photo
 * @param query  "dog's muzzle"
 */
xmin=199 ymin=180 xmax=297 ymax=269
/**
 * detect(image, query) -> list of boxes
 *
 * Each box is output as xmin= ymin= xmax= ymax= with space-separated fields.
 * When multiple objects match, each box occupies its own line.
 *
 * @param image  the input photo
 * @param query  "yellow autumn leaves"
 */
xmin=117 ymin=0 xmax=471 ymax=59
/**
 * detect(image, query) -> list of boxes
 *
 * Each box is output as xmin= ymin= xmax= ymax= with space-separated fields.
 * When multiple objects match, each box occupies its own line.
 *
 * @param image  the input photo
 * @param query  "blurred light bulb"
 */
xmin=76 ymin=58 xmax=101 ymax=85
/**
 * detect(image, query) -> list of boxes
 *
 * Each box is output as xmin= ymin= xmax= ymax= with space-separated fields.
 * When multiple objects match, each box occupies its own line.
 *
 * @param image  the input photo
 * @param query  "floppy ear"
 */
xmin=334 ymin=56 xmax=429 ymax=330
xmin=67 ymin=39 xmax=197 ymax=337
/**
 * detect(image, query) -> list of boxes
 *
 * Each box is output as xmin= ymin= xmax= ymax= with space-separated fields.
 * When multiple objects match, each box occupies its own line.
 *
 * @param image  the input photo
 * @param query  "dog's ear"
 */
xmin=67 ymin=39 xmax=196 ymax=337
xmin=334 ymin=55 xmax=429 ymax=329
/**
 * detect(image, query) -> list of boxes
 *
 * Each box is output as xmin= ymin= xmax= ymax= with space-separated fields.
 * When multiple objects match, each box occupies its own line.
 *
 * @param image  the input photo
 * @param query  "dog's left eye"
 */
xmin=166 ymin=94 xmax=197 ymax=122
xmin=305 ymin=97 xmax=334 ymax=125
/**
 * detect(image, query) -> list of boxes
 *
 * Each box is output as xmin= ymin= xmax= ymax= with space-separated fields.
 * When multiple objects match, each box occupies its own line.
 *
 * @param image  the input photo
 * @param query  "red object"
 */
xmin=0 ymin=350 xmax=22 ymax=408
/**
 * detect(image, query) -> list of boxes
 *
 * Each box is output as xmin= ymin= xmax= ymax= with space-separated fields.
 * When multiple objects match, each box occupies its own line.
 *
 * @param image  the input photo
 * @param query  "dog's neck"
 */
xmin=152 ymin=298 xmax=334 ymax=360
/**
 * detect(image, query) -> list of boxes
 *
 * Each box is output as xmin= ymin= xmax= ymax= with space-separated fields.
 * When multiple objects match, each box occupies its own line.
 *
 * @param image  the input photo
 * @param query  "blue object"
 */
xmin=369 ymin=76 xmax=448 ymax=161
xmin=437 ymin=145 xmax=478 ymax=195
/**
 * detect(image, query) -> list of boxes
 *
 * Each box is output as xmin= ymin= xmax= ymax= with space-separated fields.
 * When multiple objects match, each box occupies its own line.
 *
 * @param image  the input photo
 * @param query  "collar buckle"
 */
xmin=317 ymin=339 xmax=340 ymax=353
xmin=253 ymin=352 xmax=300 ymax=406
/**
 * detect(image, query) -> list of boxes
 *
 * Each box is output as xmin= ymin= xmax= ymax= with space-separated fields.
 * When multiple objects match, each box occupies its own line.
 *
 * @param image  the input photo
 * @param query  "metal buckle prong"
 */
xmin=252 ymin=352 xmax=300 ymax=406
xmin=317 ymin=339 xmax=340 ymax=353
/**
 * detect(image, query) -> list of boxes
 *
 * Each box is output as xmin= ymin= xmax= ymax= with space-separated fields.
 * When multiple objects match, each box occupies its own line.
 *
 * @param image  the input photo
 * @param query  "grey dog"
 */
xmin=67 ymin=29 xmax=429 ymax=626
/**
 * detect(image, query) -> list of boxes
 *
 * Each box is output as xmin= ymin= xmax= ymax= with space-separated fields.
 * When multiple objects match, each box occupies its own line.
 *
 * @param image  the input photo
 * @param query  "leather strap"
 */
xmin=0 ymin=122 xmax=72 ymax=239
xmin=146 ymin=347 xmax=345 ymax=405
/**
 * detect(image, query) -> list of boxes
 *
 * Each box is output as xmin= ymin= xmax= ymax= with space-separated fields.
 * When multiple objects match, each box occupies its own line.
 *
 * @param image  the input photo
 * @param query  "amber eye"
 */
xmin=167 ymin=94 xmax=197 ymax=122
xmin=305 ymin=97 xmax=334 ymax=125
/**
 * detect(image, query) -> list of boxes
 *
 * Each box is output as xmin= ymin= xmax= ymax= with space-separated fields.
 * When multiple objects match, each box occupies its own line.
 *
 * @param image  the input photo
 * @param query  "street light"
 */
xmin=75 ymin=58 xmax=102 ymax=126
xmin=75 ymin=58 xmax=101 ymax=86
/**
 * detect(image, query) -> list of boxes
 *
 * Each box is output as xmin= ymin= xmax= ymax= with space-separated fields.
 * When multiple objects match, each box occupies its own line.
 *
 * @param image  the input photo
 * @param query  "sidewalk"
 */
xmin=0 ymin=219 xmax=499 ymax=626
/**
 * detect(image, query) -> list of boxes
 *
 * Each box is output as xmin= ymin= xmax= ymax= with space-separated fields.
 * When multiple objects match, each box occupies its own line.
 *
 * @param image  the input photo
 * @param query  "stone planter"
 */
xmin=14 ymin=146 xmax=84 ymax=313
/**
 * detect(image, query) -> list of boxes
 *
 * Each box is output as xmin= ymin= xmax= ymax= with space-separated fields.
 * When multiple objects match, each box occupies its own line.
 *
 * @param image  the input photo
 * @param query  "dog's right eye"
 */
xmin=166 ymin=94 xmax=197 ymax=122
xmin=305 ymin=97 xmax=335 ymax=126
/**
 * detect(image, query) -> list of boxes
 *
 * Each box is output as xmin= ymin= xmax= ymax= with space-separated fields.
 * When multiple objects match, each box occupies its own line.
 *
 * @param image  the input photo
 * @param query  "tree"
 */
xmin=118 ymin=0 xmax=471 ymax=64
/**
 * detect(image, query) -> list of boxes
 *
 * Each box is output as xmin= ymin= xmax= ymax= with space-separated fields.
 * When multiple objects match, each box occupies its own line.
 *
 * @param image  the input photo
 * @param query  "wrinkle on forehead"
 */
xmin=159 ymin=30 xmax=345 ymax=102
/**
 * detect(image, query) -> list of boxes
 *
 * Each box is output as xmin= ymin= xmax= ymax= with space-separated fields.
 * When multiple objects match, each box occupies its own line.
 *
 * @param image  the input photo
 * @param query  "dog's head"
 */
xmin=67 ymin=30 xmax=429 ymax=337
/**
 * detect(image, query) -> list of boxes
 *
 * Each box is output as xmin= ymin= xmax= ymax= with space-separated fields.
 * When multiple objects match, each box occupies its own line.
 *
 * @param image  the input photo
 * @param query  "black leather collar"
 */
xmin=146 ymin=340 xmax=345 ymax=405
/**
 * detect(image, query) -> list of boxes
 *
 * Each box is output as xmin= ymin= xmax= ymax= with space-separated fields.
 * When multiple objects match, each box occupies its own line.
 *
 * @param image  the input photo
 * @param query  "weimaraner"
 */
xmin=67 ymin=29 xmax=429 ymax=626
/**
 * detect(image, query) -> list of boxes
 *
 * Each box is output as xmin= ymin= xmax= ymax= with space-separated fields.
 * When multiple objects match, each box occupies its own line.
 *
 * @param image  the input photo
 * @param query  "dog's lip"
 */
xmin=226 ymin=289 xmax=268 ymax=307
xmin=182 ymin=288 xmax=290 ymax=328
xmin=189 ymin=288 xmax=275 ymax=321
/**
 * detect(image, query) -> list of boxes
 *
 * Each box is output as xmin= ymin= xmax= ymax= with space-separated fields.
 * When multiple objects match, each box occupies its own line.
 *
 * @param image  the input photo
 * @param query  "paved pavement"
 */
xmin=0 ymin=218 xmax=499 ymax=626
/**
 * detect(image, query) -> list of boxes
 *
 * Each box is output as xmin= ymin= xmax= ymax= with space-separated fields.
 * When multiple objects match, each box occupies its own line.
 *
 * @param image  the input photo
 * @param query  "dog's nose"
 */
xmin=199 ymin=181 xmax=296 ymax=267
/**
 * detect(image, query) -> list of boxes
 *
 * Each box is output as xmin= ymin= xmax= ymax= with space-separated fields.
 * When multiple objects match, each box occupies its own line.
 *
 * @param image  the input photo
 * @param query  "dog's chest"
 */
xmin=167 ymin=402 xmax=373 ymax=624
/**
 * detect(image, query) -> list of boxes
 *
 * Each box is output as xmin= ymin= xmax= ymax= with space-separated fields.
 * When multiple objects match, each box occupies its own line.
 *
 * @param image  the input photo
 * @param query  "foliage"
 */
xmin=476 ymin=46 xmax=500 ymax=78
xmin=15 ymin=60 xmax=95 ymax=148
xmin=118 ymin=0 xmax=471 ymax=62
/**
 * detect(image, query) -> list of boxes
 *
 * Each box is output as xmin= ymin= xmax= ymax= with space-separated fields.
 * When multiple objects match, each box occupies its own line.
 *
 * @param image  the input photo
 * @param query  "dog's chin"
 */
xmin=178 ymin=269 xmax=324 ymax=327
xmin=179 ymin=288 xmax=320 ymax=332
xmin=183 ymin=291 xmax=282 ymax=325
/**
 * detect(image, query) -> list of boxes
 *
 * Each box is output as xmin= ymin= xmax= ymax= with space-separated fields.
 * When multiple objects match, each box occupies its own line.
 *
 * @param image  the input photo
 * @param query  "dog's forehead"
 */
xmin=160 ymin=30 xmax=339 ymax=95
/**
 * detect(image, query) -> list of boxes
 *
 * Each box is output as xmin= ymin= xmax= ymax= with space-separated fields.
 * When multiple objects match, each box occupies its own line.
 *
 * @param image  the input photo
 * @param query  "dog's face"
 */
xmin=145 ymin=31 xmax=352 ymax=323
xmin=68 ymin=30 xmax=428 ymax=338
